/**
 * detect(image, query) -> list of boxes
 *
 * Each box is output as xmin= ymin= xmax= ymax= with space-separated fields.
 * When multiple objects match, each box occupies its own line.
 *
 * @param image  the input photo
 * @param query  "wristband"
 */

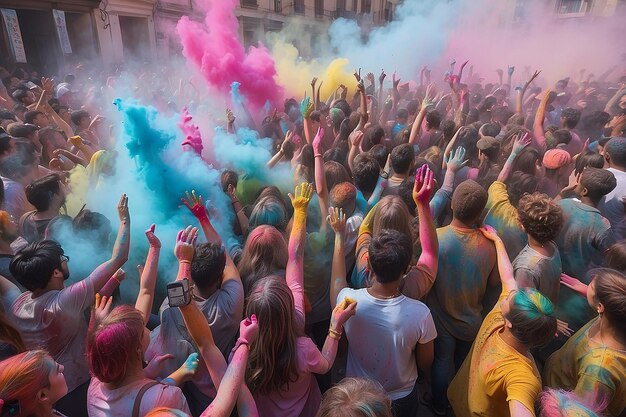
xmin=231 ymin=338 xmax=250 ymax=353
xmin=161 ymin=377 xmax=176 ymax=386
xmin=328 ymin=328 xmax=342 ymax=340
xmin=314 ymin=154 xmax=323 ymax=158
xmin=179 ymin=260 xmax=191 ymax=265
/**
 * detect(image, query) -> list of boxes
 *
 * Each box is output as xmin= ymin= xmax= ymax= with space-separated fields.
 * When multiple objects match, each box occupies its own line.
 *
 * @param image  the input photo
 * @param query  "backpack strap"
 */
xmin=132 ymin=381 xmax=159 ymax=417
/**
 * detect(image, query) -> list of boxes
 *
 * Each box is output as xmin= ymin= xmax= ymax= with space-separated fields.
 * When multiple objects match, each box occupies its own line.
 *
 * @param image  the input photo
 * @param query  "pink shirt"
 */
xmin=87 ymin=377 xmax=190 ymax=417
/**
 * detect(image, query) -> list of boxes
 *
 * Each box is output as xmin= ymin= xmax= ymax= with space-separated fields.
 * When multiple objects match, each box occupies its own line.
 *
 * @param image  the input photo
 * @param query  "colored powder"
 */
xmin=179 ymin=107 xmax=204 ymax=155
xmin=176 ymin=0 xmax=283 ymax=111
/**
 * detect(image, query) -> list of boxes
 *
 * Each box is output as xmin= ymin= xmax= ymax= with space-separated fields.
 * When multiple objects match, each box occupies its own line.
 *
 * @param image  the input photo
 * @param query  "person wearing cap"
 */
xmin=476 ymin=136 xmax=501 ymax=189
xmin=539 ymin=149 xmax=572 ymax=198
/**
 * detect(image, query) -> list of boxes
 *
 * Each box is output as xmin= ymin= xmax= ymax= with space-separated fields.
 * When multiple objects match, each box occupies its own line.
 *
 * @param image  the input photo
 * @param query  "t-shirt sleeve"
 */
xmin=418 ymin=311 xmax=438 ymax=344
xmin=503 ymin=366 xmax=542 ymax=415
xmin=514 ymin=267 xmax=539 ymax=290
xmin=487 ymin=181 xmax=509 ymax=209
xmin=142 ymin=384 xmax=191 ymax=415
xmin=215 ymin=279 xmax=244 ymax=316
xmin=57 ymin=279 xmax=95 ymax=314
xmin=402 ymin=264 xmax=435 ymax=300
xmin=298 ymin=336 xmax=326 ymax=374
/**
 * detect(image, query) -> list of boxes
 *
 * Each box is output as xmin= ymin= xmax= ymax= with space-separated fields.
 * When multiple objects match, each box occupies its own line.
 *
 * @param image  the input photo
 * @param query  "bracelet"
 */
xmin=112 ymin=276 xmax=121 ymax=285
xmin=161 ymin=377 xmax=176 ymax=386
xmin=314 ymin=154 xmax=323 ymax=158
xmin=328 ymin=328 xmax=342 ymax=340
xmin=231 ymin=338 xmax=250 ymax=353
xmin=179 ymin=260 xmax=191 ymax=265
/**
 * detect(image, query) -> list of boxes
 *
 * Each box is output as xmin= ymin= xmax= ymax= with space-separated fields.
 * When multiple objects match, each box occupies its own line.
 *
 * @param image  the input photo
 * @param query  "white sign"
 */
xmin=53 ymin=9 xmax=72 ymax=54
xmin=0 ymin=8 xmax=27 ymax=63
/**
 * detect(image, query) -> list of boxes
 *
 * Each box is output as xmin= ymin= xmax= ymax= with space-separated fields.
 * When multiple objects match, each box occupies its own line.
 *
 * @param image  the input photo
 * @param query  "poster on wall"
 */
xmin=52 ymin=9 xmax=73 ymax=54
xmin=0 ymin=8 xmax=27 ymax=63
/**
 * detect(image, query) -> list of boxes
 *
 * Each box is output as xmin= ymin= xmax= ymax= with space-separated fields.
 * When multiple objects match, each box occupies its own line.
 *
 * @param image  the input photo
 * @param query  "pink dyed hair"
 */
xmin=87 ymin=305 xmax=144 ymax=384
xmin=539 ymin=389 xmax=605 ymax=417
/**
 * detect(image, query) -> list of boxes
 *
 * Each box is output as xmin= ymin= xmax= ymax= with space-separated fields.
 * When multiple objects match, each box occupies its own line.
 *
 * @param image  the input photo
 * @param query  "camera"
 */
xmin=167 ymin=278 xmax=192 ymax=307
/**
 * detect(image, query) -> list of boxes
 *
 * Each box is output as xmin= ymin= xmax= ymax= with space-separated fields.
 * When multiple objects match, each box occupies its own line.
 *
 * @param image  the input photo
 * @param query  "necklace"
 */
xmin=368 ymin=287 xmax=401 ymax=299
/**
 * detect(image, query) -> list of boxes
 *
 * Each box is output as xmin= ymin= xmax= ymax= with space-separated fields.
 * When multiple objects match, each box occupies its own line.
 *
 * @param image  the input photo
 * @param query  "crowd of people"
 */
xmin=0 ymin=58 xmax=625 ymax=417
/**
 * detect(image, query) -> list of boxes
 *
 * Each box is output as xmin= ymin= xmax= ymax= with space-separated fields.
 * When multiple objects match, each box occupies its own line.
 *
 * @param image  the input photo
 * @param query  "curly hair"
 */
xmin=517 ymin=193 xmax=563 ymax=243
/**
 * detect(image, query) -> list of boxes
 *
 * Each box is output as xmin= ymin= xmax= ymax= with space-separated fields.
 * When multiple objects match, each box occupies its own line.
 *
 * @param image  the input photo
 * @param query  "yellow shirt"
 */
xmin=544 ymin=317 xmax=626 ymax=417
xmin=448 ymin=291 xmax=541 ymax=417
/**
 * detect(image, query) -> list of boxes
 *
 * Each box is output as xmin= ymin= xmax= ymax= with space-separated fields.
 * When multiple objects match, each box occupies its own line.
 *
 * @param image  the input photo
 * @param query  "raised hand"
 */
xmin=524 ymin=70 xmax=541 ymax=90
xmin=556 ymin=319 xmax=573 ymax=338
xmin=281 ymin=130 xmax=293 ymax=152
xmin=349 ymin=130 xmax=364 ymax=149
xmin=445 ymin=146 xmax=468 ymax=173
xmin=421 ymin=84 xmax=435 ymax=109
xmin=288 ymin=182 xmax=314 ymax=213
xmin=560 ymin=273 xmax=588 ymax=297
xmin=511 ymin=132 xmax=531 ymax=156
xmin=392 ymin=72 xmax=400 ymax=90
xmin=239 ymin=315 xmax=259 ymax=345
xmin=313 ymin=127 xmax=325 ymax=155
xmin=145 ymin=224 xmax=161 ymax=249
xmin=94 ymin=293 xmax=113 ymax=322
xmin=117 ymin=194 xmax=130 ymax=223
xmin=353 ymin=68 xmax=361 ymax=83
xmin=181 ymin=190 xmax=208 ymax=222
xmin=508 ymin=65 xmax=515 ymax=76
xmin=143 ymin=354 xmax=175 ymax=380
xmin=366 ymin=72 xmax=375 ymax=85
xmin=412 ymin=165 xmax=435 ymax=206
xmin=311 ymin=77 xmax=318 ymax=88
xmin=174 ymin=226 xmax=199 ymax=263
xmin=327 ymin=207 xmax=347 ymax=234
xmin=300 ymin=96 xmax=313 ymax=119
xmin=226 ymin=108 xmax=236 ymax=125
xmin=379 ymin=70 xmax=387 ymax=85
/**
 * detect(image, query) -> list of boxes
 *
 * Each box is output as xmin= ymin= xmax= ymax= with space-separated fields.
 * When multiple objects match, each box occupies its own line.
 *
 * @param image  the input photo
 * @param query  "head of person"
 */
xmin=38 ymin=127 xmax=69 ymax=165
xmin=362 ymin=125 xmax=385 ymax=152
xmin=324 ymin=161 xmax=351 ymax=192
xmin=329 ymin=108 xmax=346 ymax=134
xmin=368 ymin=144 xmax=388 ymax=171
xmin=249 ymin=195 xmax=289 ymax=233
xmin=500 ymin=288 xmax=557 ymax=348
xmin=451 ymin=180 xmax=488 ymax=225
xmin=352 ymin=153 xmax=380 ymax=197
xmin=87 ymin=305 xmax=148 ymax=385
xmin=603 ymin=136 xmax=626 ymax=169
xmin=0 ymin=211 xmax=18 ymax=244
xmin=70 ymin=110 xmax=91 ymax=129
xmin=238 ymin=225 xmax=287 ymax=294
xmin=11 ymin=89 xmax=35 ymax=106
xmin=551 ymin=129 xmax=572 ymax=147
xmin=390 ymin=143 xmax=414 ymax=176
xmin=538 ymin=389 xmax=603 ymax=417
xmin=324 ymin=146 xmax=348 ymax=167
xmin=0 ymin=131 xmax=15 ymax=158
xmin=372 ymin=196 xmax=414 ymax=242
xmin=332 ymin=101 xmax=351 ymax=125
xmin=491 ymin=106 xmax=514 ymax=126
xmin=10 ymin=240 xmax=69 ymax=292
xmin=43 ymin=215 xmax=73 ymax=242
xmin=479 ymin=123 xmax=501 ymax=138
xmin=543 ymin=149 xmax=572 ymax=177
xmin=425 ymin=109 xmax=442 ymax=131
xmin=368 ymin=229 xmax=413 ymax=284
xmin=517 ymin=193 xmax=563 ymax=244
xmin=575 ymin=167 xmax=617 ymax=205
xmin=315 ymin=378 xmax=393 ymax=417
xmin=505 ymin=171 xmax=539 ymax=208
xmin=246 ymin=275 xmax=300 ymax=395
xmin=72 ymin=209 xmax=112 ymax=248
xmin=7 ymin=123 xmax=38 ymax=143
xmin=395 ymin=108 xmax=409 ymax=126
xmin=0 ymin=141 xmax=39 ymax=183
xmin=25 ymin=174 xmax=66 ymax=213
xmin=587 ymin=268 xmax=626 ymax=339
xmin=560 ymin=107 xmax=581 ymax=129
xmin=220 ymin=169 xmax=238 ymax=193
xmin=24 ymin=111 xmax=49 ymax=128
xmin=574 ymin=151 xmax=605 ymax=175
xmin=512 ymin=146 xmax=542 ymax=176
xmin=53 ymin=105 xmax=71 ymax=125
xmin=0 ymin=350 xmax=67 ymax=417
xmin=190 ymin=242 xmax=227 ymax=296
xmin=476 ymin=136 xmax=500 ymax=164
xmin=330 ymin=182 xmax=357 ymax=218
xmin=604 ymin=241 xmax=626 ymax=274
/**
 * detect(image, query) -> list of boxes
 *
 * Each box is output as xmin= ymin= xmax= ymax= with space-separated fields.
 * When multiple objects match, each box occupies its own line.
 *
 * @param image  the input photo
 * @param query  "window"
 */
xmin=294 ymin=0 xmax=305 ymax=14
xmin=274 ymin=0 xmax=282 ymax=13
xmin=337 ymin=0 xmax=346 ymax=17
xmin=361 ymin=0 xmax=371 ymax=13
xmin=352 ymin=0 xmax=358 ymax=11
xmin=241 ymin=0 xmax=258 ymax=8
xmin=315 ymin=0 xmax=324 ymax=17
xmin=556 ymin=0 xmax=589 ymax=14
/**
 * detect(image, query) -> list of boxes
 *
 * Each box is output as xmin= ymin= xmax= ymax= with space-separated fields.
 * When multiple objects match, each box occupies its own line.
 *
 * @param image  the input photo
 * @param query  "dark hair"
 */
xmin=352 ymin=153 xmax=380 ymax=196
xmin=220 ymin=170 xmax=238 ymax=192
xmin=553 ymin=129 xmax=572 ymax=146
xmin=24 ymin=111 xmax=43 ymax=125
xmin=390 ymin=143 xmax=414 ymax=175
xmin=191 ymin=243 xmax=226 ymax=292
xmin=560 ymin=107 xmax=581 ymax=129
xmin=396 ymin=108 xmax=408 ymax=121
xmin=579 ymin=168 xmax=617 ymax=204
xmin=324 ymin=161 xmax=351 ymax=192
xmin=323 ymin=147 xmax=347 ymax=167
xmin=7 ymin=123 xmax=37 ymax=139
xmin=406 ymin=100 xmax=419 ymax=116
xmin=73 ymin=210 xmax=112 ymax=247
xmin=451 ymin=180 xmax=488 ymax=223
xmin=441 ymin=119 xmax=456 ymax=142
xmin=0 ymin=110 xmax=16 ymax=121
xmin=362 ymin=125 xmax=385 ymax=152
xmin=333 ymin=100 xmax=352 ymax=124
xmin=0 ymin=132 xmax=12 ymax=155
xmin=398 ymin=178 xmax=417 ymax=214
xmin=425 ymin=110 xmax=442 ymax=130
xmin=369 ymin=144 xmax=388 ymax=170
xmin=480 ymin=123 xmax=501 ymax=138
xmin=368 ymin=229 xmax=413 ymax=283
xmin=25 ymin=174 xmax=62 ymax=212
xmin=10 ymin=240 xmax=64 ymax=291
xmin=512 ymin=147 xmax=541 ymax=176
xmin=11 ymin=89 xmax=28 ymax=103
xmin=507 ymin=288 xmax=557 ymax=348
xmin=491 ymin=106 xmax=514 ymax=126
xmin=605 ymin=137 xmax=626 ymax=167
xmin=605 ymin=241 xmax=626 ymax=273
xmin=0 ymin=141 xmax=37 ymax=180
xmin=592 ymin=268 xmax=626 ymax=338
xmin=506 ymin=171 xmax=539 ymax=208
xmin=70 ymin=110 xmax=90 ymax=126
xmin=517 ymin=193 xmax=563 ymax=243
xmin=574 ymin=151 xmax=605 ymax=175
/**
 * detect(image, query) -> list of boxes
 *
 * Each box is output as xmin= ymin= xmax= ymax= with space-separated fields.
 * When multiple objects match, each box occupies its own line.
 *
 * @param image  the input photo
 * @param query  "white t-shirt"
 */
xmin=11 ymin=279 xmax=94 ymax=392
xmin=87 ymin=377 xmax=190 ymax=417
xmin=344 ymin=213 xmax=363 ymax=271
xmin=338 ymin=288 xmax=437 ymax=400
xmin=598 ymin=167 xmax=626 ymax=240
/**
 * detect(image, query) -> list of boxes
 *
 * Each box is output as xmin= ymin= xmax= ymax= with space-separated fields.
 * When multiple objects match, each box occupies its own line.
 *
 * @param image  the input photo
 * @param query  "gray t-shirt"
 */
xmin=513 ymin=242 xmax=562 ymax=304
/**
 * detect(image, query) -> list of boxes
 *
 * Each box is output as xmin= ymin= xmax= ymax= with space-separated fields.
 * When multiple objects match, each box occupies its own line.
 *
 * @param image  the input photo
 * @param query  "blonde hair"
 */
xmin=372 ymin=196 xmax=414 ymax=243
xmin=238 ymin=225 xmax=288 ymax=294
xmin=316 ymin=378 xmax=393 ymax=417
xmin=145 ymin=408 xmax=189 ymax=417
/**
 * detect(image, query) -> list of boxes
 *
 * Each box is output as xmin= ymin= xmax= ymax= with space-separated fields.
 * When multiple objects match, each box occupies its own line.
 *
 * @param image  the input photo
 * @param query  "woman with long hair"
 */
xmin=544 ymin=268 xmax=626 ymax=416
xmin=237 ymin=225 xmax=288 ymax=295
xmin=0 ymin=350 xmax=68 ymax=417
xmin=245 ymin=183 xmax=356 ymax=417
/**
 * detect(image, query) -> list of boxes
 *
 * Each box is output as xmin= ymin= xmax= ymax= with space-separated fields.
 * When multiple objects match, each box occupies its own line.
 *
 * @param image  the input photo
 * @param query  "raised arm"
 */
xmin=301 ymin=96 xmax=315 ymax=145
xmin=409 ymin=85 xmax=434 ymax=146
xmin=354 ymin=71 xmax=369 ymax=131
xmin=347 ymin=129 xmax=364 ymax=175
xmin=313 ymin=127 xmax=329 ymax=232
xmin=286 ymin=183 xmax=313 ymax=316
xmin=402 ymin=166 xmax=438 ymax=300
xmin=442 ymin=126 xmax=463 ymax=171
xmin=479 ymin=226 xmax=517 ymax=293
xmin=328 ymin=207 xmax=347 ymax=309
xmin=533 ymin=89 xmax=551 ymax=151
xmin=498 ymin=132 xmax=531 ymax=183
xmin=506 ymin=65 xmax=514 ymax=89
xmin=85 ymin=194 xmax=130 ymax=293
xmin=98 ymin=268 xmax=125 ymax=298
xmin=135 ymin=224 xmax=161 ymax=325
xmin=377 ymin=70 xmax=386 ymax=122
xmin=516 ymin=70 xmax=540 ymax=115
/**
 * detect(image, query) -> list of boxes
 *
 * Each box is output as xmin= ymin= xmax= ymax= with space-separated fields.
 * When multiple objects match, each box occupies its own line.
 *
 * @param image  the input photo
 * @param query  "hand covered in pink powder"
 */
xmin=331 ymin=298 xmax=357 ymax=331
xmin=349 ymin=130 xmax=364 ymax=149
xmin=93 ymin=293 xmax=113 ymax=323
xmin=174 ymin=226 xmax=199 ymax=263
xmin=479 ymin=225 xmax=500 ymax=243
xmin=182 ymin=190 xmax=209 ymax=222
xmin=145 ymin=224 xmax=161 ymax=249
xmin=412 ymin=165 xmax=435 ymax=207
xmin=239 ymin=315 xmax=258 ymax=345
xmin=312 ymin=127 xmax=324 ymax=155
